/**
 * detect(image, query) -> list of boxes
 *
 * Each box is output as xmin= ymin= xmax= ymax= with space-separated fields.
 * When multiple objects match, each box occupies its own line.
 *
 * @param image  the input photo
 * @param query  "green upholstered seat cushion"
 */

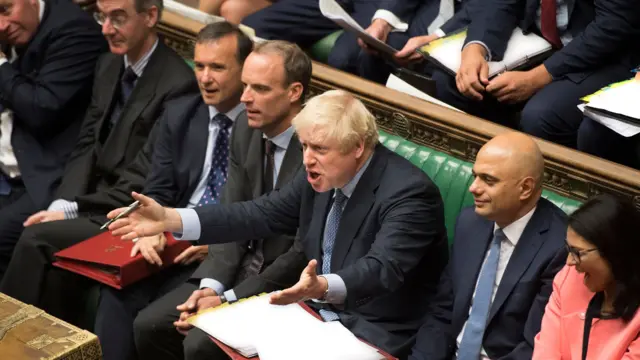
xmin=378 ymin=131 xmax=582 ymax=242
xmin=308 ymin=31 xmax=343 ymax=63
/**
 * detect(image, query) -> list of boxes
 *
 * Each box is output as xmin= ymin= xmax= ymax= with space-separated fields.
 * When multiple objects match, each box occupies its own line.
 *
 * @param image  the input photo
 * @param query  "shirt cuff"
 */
xmin=224 ymin=289 xmax=238 ymax=302
xmin=372 ymin=10 xmax=408 ymax=32
xmin=199 ymin=278 xmax=225 ymax=295
xmin=434 ymin=28 xmax=446 ymax=38
xmin=47 ymin=199 xmax=79 ymax=220
xmin=464 ymin=40 xmax=492 ymax=61
xmin=315 ymin=274 xmax=347 ymax=304
xmin=0 ymin=58 xmax=8 ymax=67
xmin=173 ymin=208 xmax=200 ymax=241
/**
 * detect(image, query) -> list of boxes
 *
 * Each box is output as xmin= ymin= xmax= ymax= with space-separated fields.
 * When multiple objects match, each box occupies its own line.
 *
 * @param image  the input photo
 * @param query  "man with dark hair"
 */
xmin=0 ymin=0 xmax=106 ymax=276
xmin=0 ymin=0 xmax=198 ymax=318
xmin=132 ymin=40 xmax=311 ymax=360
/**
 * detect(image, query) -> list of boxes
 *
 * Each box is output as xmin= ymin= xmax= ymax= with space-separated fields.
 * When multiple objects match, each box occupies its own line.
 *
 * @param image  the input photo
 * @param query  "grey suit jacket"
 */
xmin=189 ymin=114 xmax=305 ymax=296
xmin=55 ymin=40 xmax=198 ymax=209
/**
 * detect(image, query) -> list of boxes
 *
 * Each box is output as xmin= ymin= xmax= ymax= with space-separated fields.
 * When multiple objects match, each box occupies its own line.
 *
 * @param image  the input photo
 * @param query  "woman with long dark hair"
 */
xmin=533 ymin=193 xmax=640 ymax=359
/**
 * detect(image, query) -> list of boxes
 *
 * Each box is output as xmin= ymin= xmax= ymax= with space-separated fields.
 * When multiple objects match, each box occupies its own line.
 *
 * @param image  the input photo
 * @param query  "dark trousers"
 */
xmin=96 ymin=264 xmax=198 ymax=360
xmin=0 ymin=181 xmax=38 ymax=280
xmin=134 ymin=282 xmax=229 ymax=360
xmin=577 ymin=117 xmax=640 ymax=169
xmin=0 ymin=216 xmax=105 ymax=323
xmin=241 ymin=0 xmax=380 ymax=78
xmin=356 ymin=0 xmax=441 ymax=84
xmin=431 ymin=60 xmax=633 ymax=148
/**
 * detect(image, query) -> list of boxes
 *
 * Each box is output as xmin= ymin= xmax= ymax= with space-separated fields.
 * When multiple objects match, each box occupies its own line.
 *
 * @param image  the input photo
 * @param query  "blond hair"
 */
xmin=292 ymin=90 xmax=378 ymax=153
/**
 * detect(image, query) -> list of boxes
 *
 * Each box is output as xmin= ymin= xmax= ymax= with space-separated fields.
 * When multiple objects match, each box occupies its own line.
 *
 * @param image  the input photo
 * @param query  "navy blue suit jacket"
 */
xmin=192 ymin=144 xmax=449 ymax=357
xmin=409 ymin=197 xmax=568 ymax=360
xmin=1 ymin=0 xmax=106 ymax=207
xmin=465 ymin=0 xmax=640 ymax=79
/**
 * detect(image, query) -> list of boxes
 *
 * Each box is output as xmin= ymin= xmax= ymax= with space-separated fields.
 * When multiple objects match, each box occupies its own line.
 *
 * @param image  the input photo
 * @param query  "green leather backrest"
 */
xmin=378 ymin=131 xmax=582 ymax=242
xmin=308 ymin=31 xmax=343 ymax=63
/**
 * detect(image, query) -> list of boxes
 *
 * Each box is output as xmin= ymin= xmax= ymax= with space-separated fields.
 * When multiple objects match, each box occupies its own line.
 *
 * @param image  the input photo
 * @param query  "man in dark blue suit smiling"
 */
xmin=409 ymin=132 xmax=568 ymax=360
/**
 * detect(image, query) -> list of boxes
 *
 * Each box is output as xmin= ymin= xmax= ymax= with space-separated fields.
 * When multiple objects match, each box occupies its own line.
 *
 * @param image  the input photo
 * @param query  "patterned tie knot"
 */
xmin=213 ymin=113 xmax=233 ymax=131
xmin=121 ymin=66 xmax=137 ymax=86
xmin=265 ymin=140 xmax=277 ymax=156
xmin=334 ymin=189 xmax=348 ymax=208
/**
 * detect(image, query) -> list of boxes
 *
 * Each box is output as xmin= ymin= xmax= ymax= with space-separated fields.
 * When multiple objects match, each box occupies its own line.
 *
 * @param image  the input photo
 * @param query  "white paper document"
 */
xmin=386 ymin=73 xmax=463 ymax=112
xmin=578 ymin=80 xmax=640 ymax=137
xmin=188 ymin=293 xmax=385 ymax=359
xmin=319 ymin=0 xmax=397 ymax=55
xmin=419 ymin=28 xmax=552 ymax=78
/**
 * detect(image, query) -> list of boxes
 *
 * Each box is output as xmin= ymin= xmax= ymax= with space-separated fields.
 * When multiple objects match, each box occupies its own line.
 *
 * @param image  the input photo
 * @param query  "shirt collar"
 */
xmin=208 ymin=102 xmax=246 ymax=123
xmin=339 ymin=151 xmax=373 ymax=199
xmin=493 ymin=206 xmax=537 ymax=246
xmin=263 ymin=126 xmax=295 ymax=151
xmin=38 ymin=0 xmax=44 ymax=21
xmin=124 ymin=38 xmax=159 ymax=78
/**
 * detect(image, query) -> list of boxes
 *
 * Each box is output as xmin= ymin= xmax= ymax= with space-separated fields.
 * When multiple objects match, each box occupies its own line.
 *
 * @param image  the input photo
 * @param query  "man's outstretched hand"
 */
xmin=269 ymin=259 xmax=328 ymax=305
xmin=107 ymin=192 xmax=182 ymax=240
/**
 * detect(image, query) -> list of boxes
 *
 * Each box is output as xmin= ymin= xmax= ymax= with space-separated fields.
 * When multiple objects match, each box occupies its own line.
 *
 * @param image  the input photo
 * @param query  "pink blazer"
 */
xmin=533 ymin=266 xmax=640 ymax=360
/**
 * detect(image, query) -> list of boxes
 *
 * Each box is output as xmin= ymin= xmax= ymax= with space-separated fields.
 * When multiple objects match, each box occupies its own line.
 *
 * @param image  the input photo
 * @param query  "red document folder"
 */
xmin=209 ymin=302 xmax=398 ymax=360
xmin=53 ymin=231 xmax=191 ymax=289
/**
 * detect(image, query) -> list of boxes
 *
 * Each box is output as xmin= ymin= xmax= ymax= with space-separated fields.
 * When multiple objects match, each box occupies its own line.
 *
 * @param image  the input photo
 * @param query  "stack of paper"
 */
xmin=319 ymin=0 xmax=397 ymax=55
xmin=386 ymin=73 xmax=463 ymax=113
xmin=418 ymin=28 xmax=552 ymax=78
xmin=579 ymin=79 xmax=640 ymax=137
xmin=188 ymin=293 xmax=385 ymax=359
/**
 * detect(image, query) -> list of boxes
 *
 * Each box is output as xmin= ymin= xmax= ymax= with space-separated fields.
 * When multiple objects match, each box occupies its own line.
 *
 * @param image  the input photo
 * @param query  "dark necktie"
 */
xmin=120 ymin=66 xmax=138 ymax=104
xmin=540 ymin=0 xmax=563 ymax=49
xmin=196 ymin=113 xmax=233 ymax=207
xmin=319 ymin=189 xmax=349 ymax=321
xmin=263 ymin=139 xmax=277 ymax=193
xmin=458 ymin=229 xmax=506 ymax=360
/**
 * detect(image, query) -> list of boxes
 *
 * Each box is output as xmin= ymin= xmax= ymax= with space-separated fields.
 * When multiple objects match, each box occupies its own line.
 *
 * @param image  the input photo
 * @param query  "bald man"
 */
xmin=409 ymin=132 xmax=568 ymax=360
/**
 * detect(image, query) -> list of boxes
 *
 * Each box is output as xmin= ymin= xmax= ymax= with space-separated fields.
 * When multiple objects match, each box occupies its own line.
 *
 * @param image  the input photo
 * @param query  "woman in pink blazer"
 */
xmin=533 ymin=194 xmax=640 ymax=360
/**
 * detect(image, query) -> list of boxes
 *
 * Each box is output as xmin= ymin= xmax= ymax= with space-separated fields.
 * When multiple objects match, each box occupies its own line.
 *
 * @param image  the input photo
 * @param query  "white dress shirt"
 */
xmin=455 ymin=206 xmax=537 ymax=360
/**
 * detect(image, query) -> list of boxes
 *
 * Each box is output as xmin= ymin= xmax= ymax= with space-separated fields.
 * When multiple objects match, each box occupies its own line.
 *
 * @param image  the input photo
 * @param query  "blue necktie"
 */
xmin=197 ymin=113 xmax=232 ymax=207
xmin=458 ymin=229 xmax=506 ymax=360
xmin=319 ymin=189 xmax=348 ymax=321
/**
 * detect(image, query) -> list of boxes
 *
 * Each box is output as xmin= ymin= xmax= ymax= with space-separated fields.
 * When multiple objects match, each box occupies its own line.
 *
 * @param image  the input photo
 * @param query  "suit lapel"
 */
xmin=457 ymin=221 xmax=494 ymax=318
xmin=245 ymin=119 xmax=264 ymax=199
xmin=275 ymin=133 xmax=302 ymax=188
xmin=94 ymin=57 xmax=122 ymax=146
xmin=487 ymin=205 xmax=549 ymax=324
xmin=330 ymin=146 xmax=385 ymax=271
xmin=183 ymin=102 xmax=211 ymax=200
xmin=100 ymin=44 xmax=168 ymax=171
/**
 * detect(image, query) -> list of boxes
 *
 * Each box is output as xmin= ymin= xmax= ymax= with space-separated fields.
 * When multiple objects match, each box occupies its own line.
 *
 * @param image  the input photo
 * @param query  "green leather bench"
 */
xmin=308 ymin=31 xmax=343 ymax=63
xmin=378 ymin=131 xmax=582 ymax=242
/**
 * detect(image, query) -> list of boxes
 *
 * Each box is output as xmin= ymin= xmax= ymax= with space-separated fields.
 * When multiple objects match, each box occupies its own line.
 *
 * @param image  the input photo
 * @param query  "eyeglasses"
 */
xmin=93 ymin=11 xmax=130 ymax=30
xmin=565 ymin=243 xmax=598 ymax=264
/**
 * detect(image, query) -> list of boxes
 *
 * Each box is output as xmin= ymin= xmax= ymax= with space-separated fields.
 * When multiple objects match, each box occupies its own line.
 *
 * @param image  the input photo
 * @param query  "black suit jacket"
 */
xmin=0 ymin=0 xmax=106 ymax=207
xmin=465 ymin=0 xmax=640 ymax=79
xmin=191 ymin=144 xmax=449 ymax=357
xmin=56 ymin=40 xmax=198 ymax=210
xmin=409 ymin=198 xmax=568 ymax=360
xmin=190 ymin=110 xmax=305 ymax=297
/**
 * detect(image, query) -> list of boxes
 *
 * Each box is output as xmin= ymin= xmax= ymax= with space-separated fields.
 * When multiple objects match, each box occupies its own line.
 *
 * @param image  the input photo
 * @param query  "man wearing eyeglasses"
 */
xmin=0 ymin=0 xmax=197 ymax=320
xmin=409 ymin=132 xmax=569 ymax=360
xmin=0 ymin=0 xmax=106 ymax=278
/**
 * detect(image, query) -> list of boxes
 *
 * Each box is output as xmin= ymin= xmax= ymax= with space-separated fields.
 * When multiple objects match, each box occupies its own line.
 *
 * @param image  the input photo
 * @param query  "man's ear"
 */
xmin=288 ymin=82 xmax=304 ymax=103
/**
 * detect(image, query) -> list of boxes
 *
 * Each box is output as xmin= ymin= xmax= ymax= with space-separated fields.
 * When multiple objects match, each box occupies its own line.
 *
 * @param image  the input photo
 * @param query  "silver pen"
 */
xmin=100 ymin=200 xmax=141 ymax=230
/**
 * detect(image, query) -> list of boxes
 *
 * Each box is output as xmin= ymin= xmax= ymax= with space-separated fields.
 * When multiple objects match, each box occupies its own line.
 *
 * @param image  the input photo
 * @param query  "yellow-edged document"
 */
xmin=579 ymin=78 xmax=640 ymax=137
xmin=187 ymin=293 xmax=385 ymax=360
xmin=418 ymin=28 xmax=552 ymax=78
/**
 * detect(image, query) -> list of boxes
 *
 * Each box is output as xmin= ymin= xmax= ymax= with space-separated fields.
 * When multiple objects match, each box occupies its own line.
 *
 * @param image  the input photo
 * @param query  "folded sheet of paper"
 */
xmin=164 ymin=0 xmax=256 ymax=38
xmin=579 ymin=79 xmax=640 ymax=137
xmin=319 ymin=0 xmax=397 ymax=55
xmin=419 ymin=28 xmax=552 ymax=78
xmin=188 ymin=293 xmax=385 ymax=359
xmin=386 ymin=73 xmax=463 ymax=112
